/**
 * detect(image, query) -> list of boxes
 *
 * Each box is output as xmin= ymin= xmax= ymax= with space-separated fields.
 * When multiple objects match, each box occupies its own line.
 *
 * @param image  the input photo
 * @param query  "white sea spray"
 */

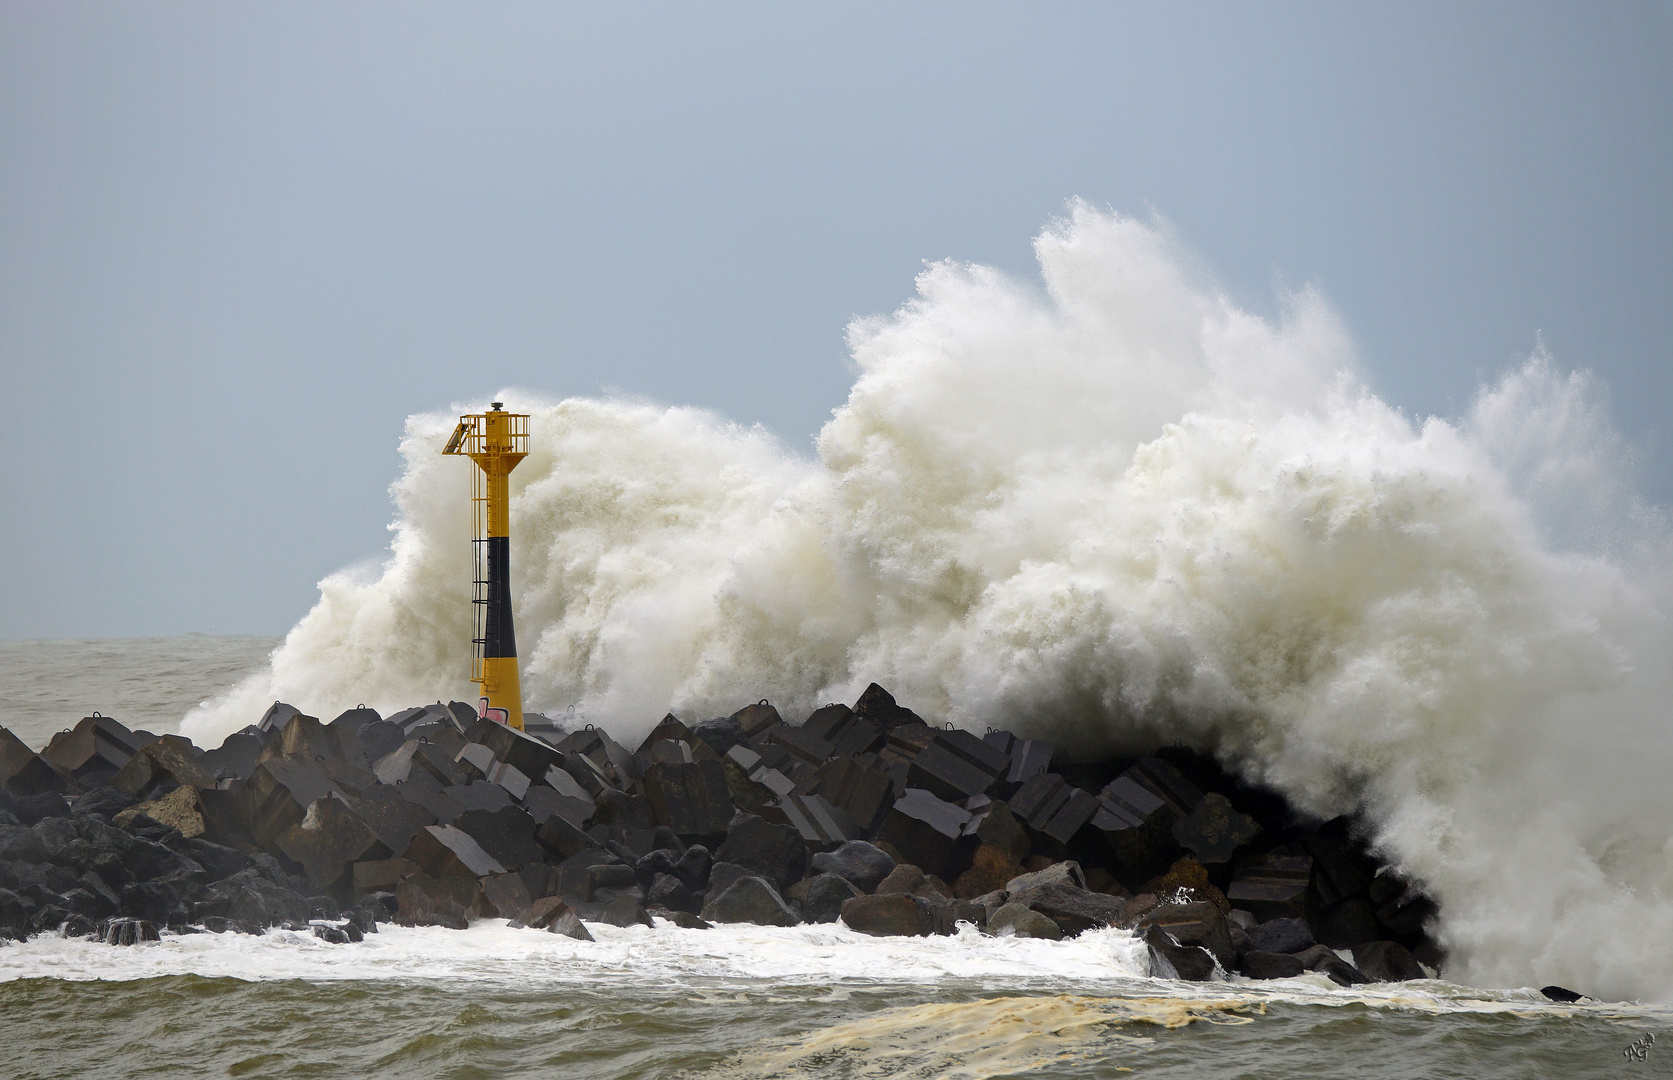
xmin=183 ymin=204 xmax=1673 ymax=1001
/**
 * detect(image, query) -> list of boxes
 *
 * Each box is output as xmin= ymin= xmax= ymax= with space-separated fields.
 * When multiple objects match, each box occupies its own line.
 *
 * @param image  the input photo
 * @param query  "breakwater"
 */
xmin=8 ymin=682 xmax=1470 ymax=991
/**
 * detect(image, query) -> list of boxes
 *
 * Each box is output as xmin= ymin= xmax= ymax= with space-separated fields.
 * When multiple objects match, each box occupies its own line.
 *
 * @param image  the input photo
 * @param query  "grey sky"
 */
xmin=2 ymin=3 xmax=1670 ymax=639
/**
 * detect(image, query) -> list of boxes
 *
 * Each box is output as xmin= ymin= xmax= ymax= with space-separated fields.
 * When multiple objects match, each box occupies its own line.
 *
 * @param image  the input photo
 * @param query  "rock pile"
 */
xmin=0 ymin=686 xmax=1443 ymax=984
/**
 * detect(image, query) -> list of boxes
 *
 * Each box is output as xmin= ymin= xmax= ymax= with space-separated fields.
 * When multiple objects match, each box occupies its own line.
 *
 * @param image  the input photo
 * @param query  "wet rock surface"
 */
xmin=0 ymin=690 xmax=1461 ymax=988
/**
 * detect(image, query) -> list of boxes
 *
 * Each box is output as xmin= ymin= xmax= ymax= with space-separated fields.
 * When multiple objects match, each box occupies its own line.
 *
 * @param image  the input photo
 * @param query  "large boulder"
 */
xmin=1351 ymin=940 xmax=1427 ymax=982
xmin=1293 ymin=944 xmax=1373 ymax=986
xmin=110 ymin=735 xmax=216 ymax=801
xmin=987 ymin=902 xmax=1061 ymax=940
xmin=113 ymin=786 xmax=205 ymax=839
xmin=1008 ymin=880 xmax=1125 ymax=937
xmin=1170 ymin=793 xmax=1261 ymax=867
xmin=1134 ymin=900 xmax=1235 ymax=969
xmin=700 ymin=875 xmax=800 ymax=927
xmin=1142 ymin=924 xmax=1217 ymax=981
xmin=876 ymin=789 xmax=972 ymax=879
xmin=276 ymin=797 xmax=389 ymax=892
xmin=1226 ymin=853 xmax=1312 ymax=921
xmin=810 ymin=840 xmax=896 ymax=893
xmin=395 ymin=872 xmax=480 ymax=929
xmin=403 ymin=825 xmax=508 ymax=878
xmin=799 ymin=872 xmax=862 ymax=924
xmin=713 ymin=814 xmax=808 ymax=891
xmin=839 ymin=893 xmax=934 ymax=937
xmin=1239 ymin=950 xmax=1306 ymax=979
xmin=1244 ymin=916 xmax=1314 ymax=955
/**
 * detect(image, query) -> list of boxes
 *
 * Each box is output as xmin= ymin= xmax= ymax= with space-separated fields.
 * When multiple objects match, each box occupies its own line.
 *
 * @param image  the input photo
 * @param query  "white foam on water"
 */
xmin=180 ymin=204 xmax=1673 ymax=1001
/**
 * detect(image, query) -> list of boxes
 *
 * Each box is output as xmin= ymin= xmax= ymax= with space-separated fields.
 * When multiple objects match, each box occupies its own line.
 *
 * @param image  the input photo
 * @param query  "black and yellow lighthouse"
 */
xmin=443 ymin=402 xmax=529 ymax=729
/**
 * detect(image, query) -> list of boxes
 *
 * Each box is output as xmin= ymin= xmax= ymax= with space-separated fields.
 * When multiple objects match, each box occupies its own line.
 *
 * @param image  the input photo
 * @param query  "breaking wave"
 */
xmin=183 ymin=203 xmax=1673 ymax=1000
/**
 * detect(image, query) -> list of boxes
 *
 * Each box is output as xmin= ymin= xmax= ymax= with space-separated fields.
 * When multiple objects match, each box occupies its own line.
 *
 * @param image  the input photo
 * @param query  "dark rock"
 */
xmin=1004 ymin=739 xmax=1053 ymax=786
xmin=395 ymin=872 xmax=479 ymax=928
xmin=198 ymin=732 xmax=265 ymax=782
xmin=877 ymin=789 xmax=971 ymax=879
xmin=351 ymin=857 xmax=418 ymax=896
xmin=1009 ymin=880 xmax=1125 ymax=936
xmin=714 ymin=813 xmax=808 ymax=890
xmin=601 ymin=894 xmax=656 ymax=928
xmin=674 ymin=845 xmax=712 ymax=892
xmin=777 ymin=792 xmax=863 ymax=846
xmin=523 ymin=784 xmax=592 ymax=830
xmin=812 ymin=757 xmax=895 ymax=835
xmin=592 ymin=789 xmax=654 ymax=830
xmin=1171 ymin=792 xmax=1261 ymax=867
xmin=343 ymin=786 xmax=436 ymax=856
xmin=110 ymin=735 xmax=216 ymax=800
xmin=1142 ymin=924 xmax=1218 ymax=981
xmin=1293 ymin=944 xmax=1373 ymax=986
xmin=810 ymin=840 xmax=896 ymax=893
xmin=645 ymin=872 xmax=695 ymax=913
xmin=444 ymin=783 xmax=515 ymax=815
xmin=276 ymin=797 xmax=389 ymax=891
xmin=534 ymin=812 xmax=594 ymax=860
xmin=61 ymin=912 xmax=98 ymax=937
xmin=1008 ymin=774 xmax=1100 ymax=853
xmin=0 ymin=887 xmax=30 ymax=939
xmin=549 ymin=911 xmax=594 ymax=940
xmin=953 ymin=843 xmax=1026 ymax=900
xmin=0 ymin=825 xmax=48 ymax=864
xmin=312 ymin=924 xmax=351 ymax=944
xmin=800 ymin=872 xmax=862 ymax=923
xmin=1541 ymin=985 xmax=1586 ymax=1003
xmin=987 ymin=901 xmax=1061 ymax=939
xmin=906 ymin=731 xmax=1006 ymax=803
xmin=374 ymin=738 xmax=470 ymax=788
xmin=729 ymin=701 xmax=783 ymax=738
xmin=693 ymin=717 xmax=748 ymax=758
xmin=587 ymin=863 xmax=641 ymax=904
xmin=100 ymin=916 xmax=160 ymax=945
xmin=0 ymin=730 xmax=71 ymax=798
xmin=1351 ymin=940 xmax=1427 ymax=982
xmin=1240 ymin=950 xmax=1306 ymax=979
xmin=1004 ymin=861 xmax=1087 ymax=895
xmin=657 ymin=909 xmax=711 ymax=929
xmin=76 ymin=872 xmax=120 ymax=917
xmin=839 ymin=892 xmax=933 ymax=937
xmin=851 ymin=684 xmax=924 ymax=730
xmin=701 ymin=875 xmax=800 ymax=926
xmin=1315 ymin=898 xmax=1382 ymax=949
xmin=403 ymin=825 xmax=508 ymax=878
xmin=1245 ymin=916 xmax=1315 ymax=955
xmin=120 ymin=880 xmax=187 ymax=926
xmin=42 ymin=715 xmax=151 ymax=782
xmin=15 ymin=793 xmax=72 ymax=827
xmin=451 ymin=806 xmax=542 ymax=870
xmin=1135 ymin=900 xmax=1235 ymax=969
xmin=480 ymin=872 xmax=535 ymax=918
xmin=237 ymin=759 xmax=346 ymax=848
xmin=641 ymin=760 xmax=735 ymax=838
xmin=1226 ymin=854 xmax=1312 ymax=921
xmin=509 ymin=894 xmax=574 ymax=929
xmin=1304 ymin=823 xmax=1378 ymax=908
xmin=174 ymin=838 xmax=247 ymax=883
xmin=71 ymin=787 xmax=139 ymax=820
xmin=875 ymin=863 xmax=929 ymax=895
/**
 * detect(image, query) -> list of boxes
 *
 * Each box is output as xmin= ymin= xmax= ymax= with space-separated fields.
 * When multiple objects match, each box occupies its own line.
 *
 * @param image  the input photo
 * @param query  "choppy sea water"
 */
xmin=0 ymin=635 xmax=280 ymax=750
xmin=2 ymin=636 xmax=1667 ymax=1078
xmin=2 ymin=921 xmax=1664 ymax=1080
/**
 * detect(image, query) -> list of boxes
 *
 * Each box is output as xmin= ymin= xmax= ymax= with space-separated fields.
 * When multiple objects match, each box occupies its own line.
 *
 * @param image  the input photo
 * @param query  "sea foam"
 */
xmin=183 ymin=203 xmax=1673 ymax=1001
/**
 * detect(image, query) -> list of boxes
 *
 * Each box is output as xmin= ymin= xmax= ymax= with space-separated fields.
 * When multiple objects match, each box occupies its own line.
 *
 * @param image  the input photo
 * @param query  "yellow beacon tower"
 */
xmin=443 ymin=402 xmax=529 ymax=729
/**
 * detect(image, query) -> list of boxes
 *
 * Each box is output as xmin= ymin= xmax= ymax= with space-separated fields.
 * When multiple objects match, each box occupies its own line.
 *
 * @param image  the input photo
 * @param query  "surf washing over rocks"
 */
xmin=184 ymin=203 xmax=1673 ymax=1002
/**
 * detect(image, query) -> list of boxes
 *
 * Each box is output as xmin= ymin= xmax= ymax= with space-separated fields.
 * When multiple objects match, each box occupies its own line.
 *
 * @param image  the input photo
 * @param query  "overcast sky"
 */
xmin=2 ymin=2 xmax=1670 ymax=639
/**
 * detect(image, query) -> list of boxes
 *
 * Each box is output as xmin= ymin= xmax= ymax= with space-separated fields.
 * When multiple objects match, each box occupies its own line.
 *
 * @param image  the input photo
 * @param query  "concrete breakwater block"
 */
xmin=0 ymin=687 xmax=1467 ymax=991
